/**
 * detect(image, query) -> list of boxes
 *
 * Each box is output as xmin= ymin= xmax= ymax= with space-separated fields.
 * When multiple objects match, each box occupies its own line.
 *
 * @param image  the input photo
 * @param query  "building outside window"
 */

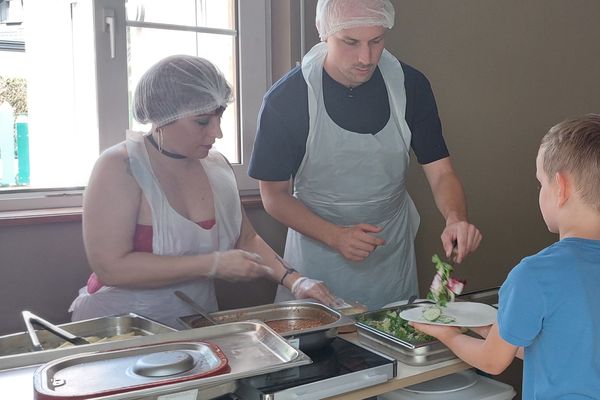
xmin=0 ymin=0 xmax=270 ymax=211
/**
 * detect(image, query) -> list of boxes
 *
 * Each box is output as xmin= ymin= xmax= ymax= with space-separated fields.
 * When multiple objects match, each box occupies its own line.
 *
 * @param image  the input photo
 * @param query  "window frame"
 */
xmin=0 ymin=0 xmax=270 ymax=212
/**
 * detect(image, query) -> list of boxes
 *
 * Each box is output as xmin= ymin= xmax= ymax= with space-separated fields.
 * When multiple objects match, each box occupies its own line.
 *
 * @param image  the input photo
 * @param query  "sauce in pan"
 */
xmin=265 ymin=318 xmax=323 ymax=333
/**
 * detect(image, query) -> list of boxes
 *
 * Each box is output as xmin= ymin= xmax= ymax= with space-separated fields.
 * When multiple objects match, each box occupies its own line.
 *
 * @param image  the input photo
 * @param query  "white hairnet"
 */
xmin=315 ymin=0 xmax=395 ymax=41
xmin=133 ymin=54 xmax=233 ymax=128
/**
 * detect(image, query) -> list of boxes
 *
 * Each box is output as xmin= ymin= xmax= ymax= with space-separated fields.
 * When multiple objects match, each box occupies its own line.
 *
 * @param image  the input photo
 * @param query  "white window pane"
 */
xmin=2 ymin=0 xmax=97 ymax=190
xmin=126 ymin=0 xmax=234 ymax=30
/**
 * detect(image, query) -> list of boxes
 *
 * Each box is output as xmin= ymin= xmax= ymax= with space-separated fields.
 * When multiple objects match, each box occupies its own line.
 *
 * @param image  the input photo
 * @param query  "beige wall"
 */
xmin=390 ymin=0 xmax=600 ymax=294
xmin=0 ymin=222 xmax=89 ymax=336
xmin=270 ymin=0 xmax=302 ymax=79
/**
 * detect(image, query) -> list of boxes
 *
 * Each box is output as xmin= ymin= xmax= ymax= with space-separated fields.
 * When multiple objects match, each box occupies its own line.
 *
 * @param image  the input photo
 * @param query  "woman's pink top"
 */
xmin=86 ymin=219 xmax=216 ymax=294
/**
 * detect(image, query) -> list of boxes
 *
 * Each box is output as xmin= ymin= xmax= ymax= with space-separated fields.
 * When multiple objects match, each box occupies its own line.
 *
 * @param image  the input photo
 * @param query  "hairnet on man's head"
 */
xmin=133 ymin=54 xmax=233 ymax=128
xmin=316 ymin=0 xmax=395 ymax=41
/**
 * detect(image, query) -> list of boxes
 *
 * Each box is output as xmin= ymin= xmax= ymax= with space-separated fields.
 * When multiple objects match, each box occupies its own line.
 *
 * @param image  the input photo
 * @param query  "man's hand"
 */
xmin=332 ymin=224 xmax=385 ymax=261
xmin=441 ymin=220 xmax=482 ymax=263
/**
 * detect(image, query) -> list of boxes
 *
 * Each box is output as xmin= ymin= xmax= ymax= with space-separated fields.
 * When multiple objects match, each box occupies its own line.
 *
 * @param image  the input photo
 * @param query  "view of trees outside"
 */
xmin=0 ymin=1 xmax=27 ymax=186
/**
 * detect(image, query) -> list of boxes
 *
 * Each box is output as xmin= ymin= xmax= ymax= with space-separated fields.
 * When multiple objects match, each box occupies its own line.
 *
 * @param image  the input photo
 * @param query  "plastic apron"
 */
xmin=276 ymin=43 xmax=420 ymax=310
xmin=70 ymin=131 xmax=242 ymax=328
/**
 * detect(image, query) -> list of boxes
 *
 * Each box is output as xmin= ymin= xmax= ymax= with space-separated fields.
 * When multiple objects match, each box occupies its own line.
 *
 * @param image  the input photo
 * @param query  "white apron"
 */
xmin=276 ymin=43 xmax=420 ymax=310
xmin=70 ymin=131 xmax=242 ymax=328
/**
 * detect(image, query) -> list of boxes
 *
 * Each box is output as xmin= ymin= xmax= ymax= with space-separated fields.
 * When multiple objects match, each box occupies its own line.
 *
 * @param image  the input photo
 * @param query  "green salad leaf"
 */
xmin=359 ymin=310 xmax=434 ymax=343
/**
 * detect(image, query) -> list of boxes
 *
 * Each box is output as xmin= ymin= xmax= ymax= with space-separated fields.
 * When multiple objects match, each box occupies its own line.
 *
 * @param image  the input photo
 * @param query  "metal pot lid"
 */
xmin=33 ymin=341 xmax=229 ymax=399
xmin=132 ymin=350 xmax=195 ymax=377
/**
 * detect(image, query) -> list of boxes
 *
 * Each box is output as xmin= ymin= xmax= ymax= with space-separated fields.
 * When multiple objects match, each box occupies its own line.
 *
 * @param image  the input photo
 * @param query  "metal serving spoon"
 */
xmin=174 ymin=290 xmax=218 ymax=325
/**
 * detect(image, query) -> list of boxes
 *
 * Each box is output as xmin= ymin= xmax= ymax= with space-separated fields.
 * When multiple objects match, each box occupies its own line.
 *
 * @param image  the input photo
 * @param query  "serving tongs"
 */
xmin=22 ymin=310 xmax=90 ymax=351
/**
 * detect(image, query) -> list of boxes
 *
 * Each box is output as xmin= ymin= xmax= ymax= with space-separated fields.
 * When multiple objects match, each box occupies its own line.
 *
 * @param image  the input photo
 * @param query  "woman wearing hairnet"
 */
xmin=69 ymin=55 xmax=338 ymax=327
xmin=249 ymin=0 xmax=482 ymax=309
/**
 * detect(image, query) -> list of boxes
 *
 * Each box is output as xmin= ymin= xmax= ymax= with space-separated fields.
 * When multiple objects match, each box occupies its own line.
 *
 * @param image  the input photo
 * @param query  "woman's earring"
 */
xmin=156 ymin=127 xmax=164 ymax=152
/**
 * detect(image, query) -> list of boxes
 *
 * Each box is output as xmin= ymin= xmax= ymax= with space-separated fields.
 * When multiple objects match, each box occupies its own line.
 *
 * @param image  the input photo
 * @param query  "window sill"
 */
xmin=0 ymin=207 xmax=82 ymax=226
xmin=0 ymin=195 xmax=264 ymax=227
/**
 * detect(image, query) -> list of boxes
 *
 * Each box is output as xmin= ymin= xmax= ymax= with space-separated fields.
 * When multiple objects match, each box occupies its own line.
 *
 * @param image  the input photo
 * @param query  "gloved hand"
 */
xmin=291 ymin=277 xmax=338 ymax=308
xmin=210 ymin=250 xmax=273 ymax=282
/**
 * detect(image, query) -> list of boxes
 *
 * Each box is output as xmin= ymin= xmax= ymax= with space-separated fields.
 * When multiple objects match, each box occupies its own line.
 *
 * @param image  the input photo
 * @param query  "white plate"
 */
xmin=399 ymin=302 xmax=497 ymax=327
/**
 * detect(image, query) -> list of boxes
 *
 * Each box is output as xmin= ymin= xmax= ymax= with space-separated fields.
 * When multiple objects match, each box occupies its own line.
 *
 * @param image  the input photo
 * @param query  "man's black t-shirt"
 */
xmin=249 ymin=62 xmax=448 ymax=181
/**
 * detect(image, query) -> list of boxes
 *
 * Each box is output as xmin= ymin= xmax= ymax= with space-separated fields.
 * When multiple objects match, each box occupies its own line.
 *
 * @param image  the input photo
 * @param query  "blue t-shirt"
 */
xmin=498 ymin=238 xmax=600 ymax=399
xmin=249 ymin=62 xmax=448 ymax=181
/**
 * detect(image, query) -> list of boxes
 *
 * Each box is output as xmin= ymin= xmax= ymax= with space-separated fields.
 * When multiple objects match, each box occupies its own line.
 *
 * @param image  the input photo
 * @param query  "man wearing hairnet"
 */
xmin=249 ymin=0 xmax=482 ymax=309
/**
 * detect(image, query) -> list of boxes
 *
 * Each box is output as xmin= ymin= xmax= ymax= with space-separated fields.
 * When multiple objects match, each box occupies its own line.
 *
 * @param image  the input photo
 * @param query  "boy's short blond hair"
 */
xmin=541 ymin=114 xmax=600 ymax=212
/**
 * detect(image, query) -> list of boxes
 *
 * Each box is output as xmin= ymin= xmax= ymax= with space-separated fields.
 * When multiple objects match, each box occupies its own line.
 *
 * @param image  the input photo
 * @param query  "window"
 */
xmin=0 ymin=0 xmax=270 ymax=212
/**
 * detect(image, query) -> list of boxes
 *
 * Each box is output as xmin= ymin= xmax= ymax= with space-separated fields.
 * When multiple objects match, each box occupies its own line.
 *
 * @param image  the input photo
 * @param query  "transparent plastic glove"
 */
xmin=291 ymin=277 xmax=338 ymax=308
xmin=332 ymin=297 xmax=351 ymax=309
xmin=331 ymin=298 xmax=368 ymax=316
xmin=209 ymin=250 xmax=273 ymax=282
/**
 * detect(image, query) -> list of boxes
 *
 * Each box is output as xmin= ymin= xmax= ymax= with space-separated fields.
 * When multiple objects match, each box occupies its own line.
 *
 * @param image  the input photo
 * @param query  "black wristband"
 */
xmin=279 ymin=268 xmax=297 ymax=286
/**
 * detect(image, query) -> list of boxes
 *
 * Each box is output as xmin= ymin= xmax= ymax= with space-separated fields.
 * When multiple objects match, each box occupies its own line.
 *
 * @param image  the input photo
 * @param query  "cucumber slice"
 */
xmin=437 ymin=315 xmax=456 ymax=324
xmin=422 ymin=306 xmax=442 ymax=321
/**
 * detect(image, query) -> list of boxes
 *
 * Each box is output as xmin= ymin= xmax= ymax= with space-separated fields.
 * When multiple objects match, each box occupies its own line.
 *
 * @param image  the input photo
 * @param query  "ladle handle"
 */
xmin=174 ymin=290 xmax=218 ymax=325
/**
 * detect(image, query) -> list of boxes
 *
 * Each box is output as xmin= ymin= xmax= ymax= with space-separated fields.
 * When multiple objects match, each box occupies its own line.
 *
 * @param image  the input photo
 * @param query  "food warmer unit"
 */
xmin=0 ymin=304 xmax=398 ymax=399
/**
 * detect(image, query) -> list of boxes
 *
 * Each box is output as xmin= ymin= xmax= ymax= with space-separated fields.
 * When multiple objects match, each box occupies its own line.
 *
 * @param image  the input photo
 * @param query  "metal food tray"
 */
xmin=0 ymin=313 xmax=176 ymax=358
xmin=2 ymin=321 xmax=310 ymax=400
xmin=179 ymin=301 xmax=355 ymax=351
xmin=355 ymin=304 xmax=456 ymax=366
xmin=54 ymin=321 xmax=311 ymax=400
xmin=34 ymin=342 xmax=230 ymax=399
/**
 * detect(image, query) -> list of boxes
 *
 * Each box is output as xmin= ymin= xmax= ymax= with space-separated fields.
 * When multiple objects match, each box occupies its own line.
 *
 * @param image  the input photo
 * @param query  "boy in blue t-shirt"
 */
xmin=413 ymin=114 xmax=600 ymax=399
